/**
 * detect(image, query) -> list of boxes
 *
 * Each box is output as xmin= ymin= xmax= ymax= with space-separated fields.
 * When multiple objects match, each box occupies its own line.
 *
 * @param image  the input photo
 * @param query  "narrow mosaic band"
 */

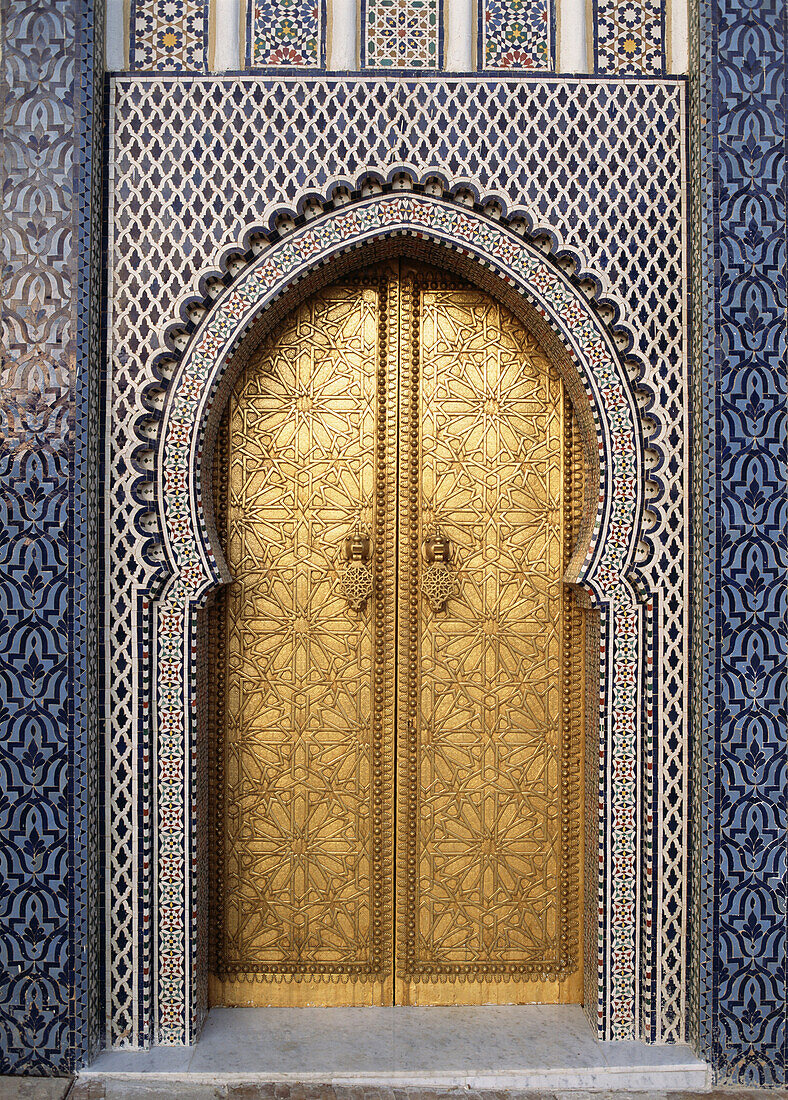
xmin=479 ymin=0 xmax=555 ymax=71
xmin=593 ymin=0 xmax=666 ymax=73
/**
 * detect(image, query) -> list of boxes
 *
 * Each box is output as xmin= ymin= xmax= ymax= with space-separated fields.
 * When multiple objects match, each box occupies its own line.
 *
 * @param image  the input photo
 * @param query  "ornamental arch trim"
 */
xmin=152 ymin=191 xmax=648 ymax=604
xmin=136 ymin=187 xmax=657 ymax=1046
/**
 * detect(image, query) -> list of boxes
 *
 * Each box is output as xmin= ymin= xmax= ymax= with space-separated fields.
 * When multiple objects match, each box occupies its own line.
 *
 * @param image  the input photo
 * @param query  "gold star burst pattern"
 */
xmin=212 ymin=268 xmax=584 ymax=1004
xmin=400 ymin=286 xmax=573 ymax=979
xmin=220 ymin=286 xmax=387 ymax=974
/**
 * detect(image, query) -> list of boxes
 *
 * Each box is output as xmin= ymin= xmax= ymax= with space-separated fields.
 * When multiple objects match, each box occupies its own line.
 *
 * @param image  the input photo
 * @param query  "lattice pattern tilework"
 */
xmin=248 ymin=0 xmax=325 ymax=67
xmin=480 ymin=0 xmax=554 ymax=70
xmin=361 ymin=0 xmax=442 ymax=68
xmin=130 ymin=0 xmax=208 ymax=71
xmin=692 ymin=0 xmax=787 ymax=1085
xmin=594 ymin=0 xmax=666 ymax=74
xmin=0 ymin=0 xmax=102 ymax=1072
xmin=106 ymin=75 xmax=687 ymax=1046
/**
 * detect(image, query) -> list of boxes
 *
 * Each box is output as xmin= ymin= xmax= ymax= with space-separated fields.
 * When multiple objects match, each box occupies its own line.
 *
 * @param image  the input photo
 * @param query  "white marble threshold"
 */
xmin=82 ymin=1005 xmax=709 ymax=1091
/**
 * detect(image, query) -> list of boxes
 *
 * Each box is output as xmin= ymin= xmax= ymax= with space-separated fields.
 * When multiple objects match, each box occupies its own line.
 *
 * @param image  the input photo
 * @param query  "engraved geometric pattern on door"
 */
xmin=212 ymin=283 xmax=395 ymax=1007
xmin=211 ymin=263 xmax=584 ymax=1006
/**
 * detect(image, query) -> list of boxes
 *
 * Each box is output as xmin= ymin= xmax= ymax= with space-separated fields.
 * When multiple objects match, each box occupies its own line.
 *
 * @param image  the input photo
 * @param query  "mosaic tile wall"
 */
xmin=0 ymin=0 xmax=784 ymax=1081
xmin=105 ymin=74 xmax=688 ymax=1048
xmin=130 ymin=0 xmax=209 ymax=70
xmin=248 ymin=0 xmax=325 ymax=67
xmin=593 ymin=0 xmax=667 ymax=73
xmin=0 ymin=0 xmax=103 ymax=1074
xmin=480 ymin=0 xmax=554 ymax=70
xmin=691 ymin=0 xmax=787 ymax=1086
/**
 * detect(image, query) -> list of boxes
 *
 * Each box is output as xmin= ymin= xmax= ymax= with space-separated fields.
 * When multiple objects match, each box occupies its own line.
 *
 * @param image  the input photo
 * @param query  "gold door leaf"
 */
xmin=214 ymin=285 xmax=396 ymax=1002
xmin=395 ymin=277 xmax=583 ymax=1004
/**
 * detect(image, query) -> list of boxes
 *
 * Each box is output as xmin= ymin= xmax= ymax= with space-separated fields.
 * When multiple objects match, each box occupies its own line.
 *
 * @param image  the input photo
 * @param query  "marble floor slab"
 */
xmin=0 ymin=1082 xmax=71 ymax=1100
xmin=80 ymin=1006 xmax=709 ymax=1091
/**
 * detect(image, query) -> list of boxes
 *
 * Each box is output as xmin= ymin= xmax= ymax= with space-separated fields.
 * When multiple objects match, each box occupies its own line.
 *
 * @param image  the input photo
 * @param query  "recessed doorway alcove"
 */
xmin=153 ymin=202 xmax=642 ymax=1038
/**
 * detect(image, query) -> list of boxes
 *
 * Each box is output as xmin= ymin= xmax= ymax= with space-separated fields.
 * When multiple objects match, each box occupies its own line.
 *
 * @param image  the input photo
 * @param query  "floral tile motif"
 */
xmin=361 ymin=0 xmax=441 ymax=69
xmin=692 ymin=0 xmax=787 ymax=1085
xmin=480 ymin=0 xmax=554 ymax=71
xmin=249 ymin=0 xmax=325 ymax=68
xmin=130 ymin=0 xmax=208 ymax=71
xmin=0 ymin=0 xmax=104 ymax=1073
xmin=594 ymin=0 xmax=665 ymax=74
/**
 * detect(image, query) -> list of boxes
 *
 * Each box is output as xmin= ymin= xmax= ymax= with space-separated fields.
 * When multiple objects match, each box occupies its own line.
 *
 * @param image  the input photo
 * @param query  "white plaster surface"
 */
xmin=83 ymin=1006 xmax=708 ymax=1089
xmin=669 ymin=0 xmax=689 ymax=73
xmin=328 ymin=0 xmax=358 ymax=69
xmin=445 ymin=0 xmax=474 ymax=71
xmin=558 ymin=0 xmax=589 ymax=71
xmin=212 ymin=0 xmax=241 ymax=71
xmin=104 ymin=0 xmax=127 ymax=70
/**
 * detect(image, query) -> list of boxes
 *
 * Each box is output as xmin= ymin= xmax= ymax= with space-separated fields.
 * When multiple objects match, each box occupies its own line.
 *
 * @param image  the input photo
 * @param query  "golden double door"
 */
xmin=209 ymin=262 xmax=585 ymax=1007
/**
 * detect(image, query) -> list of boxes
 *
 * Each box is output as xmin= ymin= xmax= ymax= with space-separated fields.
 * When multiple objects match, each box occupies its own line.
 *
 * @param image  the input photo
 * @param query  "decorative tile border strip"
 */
xmin=248 ymin=0 xmax=326 ymax=67
xmin=129 ymin=0 xmax=209 ymax=71
xmin=361 ymin=0 xmax=442 ymax=69
xmin=593 ymin=0 xmax=666 ymax=74
xmin=479 ymin=0 xmax=554 ymax=71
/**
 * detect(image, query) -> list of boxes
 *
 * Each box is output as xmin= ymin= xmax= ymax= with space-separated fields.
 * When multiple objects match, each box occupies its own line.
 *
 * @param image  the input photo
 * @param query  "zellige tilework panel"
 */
xmin=479 ymin=0 xmax=554 ymax=71
xmin=593 ymin=0 xmax=666 ymax=74
xmin=361 ymin=0 xmax=442 ymax=68
xmin=130 ymin=0 xmax=208 ymax=71
xmin=106 ymin=75 xmax=688 ymax=1047
xmin=0 ymin=0 xmax=102 ymax=1073
xmin=152 ymin=192 xmax=643 ymax=1042
xmin=692 ymin=0 xmax=787 ymax=1085
xmin=248 ymin=0 xmax=325 ymax=66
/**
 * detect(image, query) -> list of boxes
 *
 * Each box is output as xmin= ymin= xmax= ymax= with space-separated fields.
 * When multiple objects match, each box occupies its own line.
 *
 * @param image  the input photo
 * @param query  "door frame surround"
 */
xmin=139 ymin=187 xmax=657 ymax=1047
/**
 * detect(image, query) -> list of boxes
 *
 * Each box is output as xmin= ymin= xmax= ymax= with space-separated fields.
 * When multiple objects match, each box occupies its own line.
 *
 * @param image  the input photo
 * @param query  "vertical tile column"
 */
xmin=0 ymin=0 xmax=103 ymax=1072
xmin=247 ymin=0 xmax=326 ymax=66
xmin=479 ymin=0 xmax=555 ymax=70
xmin=130 ymin=0 xmax=209 ymax=70
xmin=593 ymin=0 xmax=665 ymax=72
xmin=361 ymin=0 xmax=442 ymax=68
xmin=692 ymin=0 xmax=787 ymax=1085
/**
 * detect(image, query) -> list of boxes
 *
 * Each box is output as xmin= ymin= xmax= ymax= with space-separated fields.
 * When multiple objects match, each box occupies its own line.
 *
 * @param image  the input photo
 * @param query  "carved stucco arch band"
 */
xmin=152 ymin=193 xmax=645 ymax=1045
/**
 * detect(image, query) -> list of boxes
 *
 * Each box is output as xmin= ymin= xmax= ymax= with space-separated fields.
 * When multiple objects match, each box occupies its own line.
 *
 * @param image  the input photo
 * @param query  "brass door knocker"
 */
xmin=420 ymin=532 xmax=459 ymax=612
xmin=337 ymin=528 xmax=374 ymax=611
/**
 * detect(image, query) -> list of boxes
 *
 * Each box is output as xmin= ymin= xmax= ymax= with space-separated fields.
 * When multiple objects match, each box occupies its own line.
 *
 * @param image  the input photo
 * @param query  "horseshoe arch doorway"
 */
xmin=207 ymin=259 xmax=587 ymax=1008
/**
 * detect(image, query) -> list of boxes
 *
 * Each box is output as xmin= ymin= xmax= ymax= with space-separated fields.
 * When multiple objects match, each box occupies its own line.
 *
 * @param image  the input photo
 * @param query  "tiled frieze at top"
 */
xmin=249 ymin=0 xmax=326 ymax=66
xmin=123 ymin=0 xmax=674 ymax=73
